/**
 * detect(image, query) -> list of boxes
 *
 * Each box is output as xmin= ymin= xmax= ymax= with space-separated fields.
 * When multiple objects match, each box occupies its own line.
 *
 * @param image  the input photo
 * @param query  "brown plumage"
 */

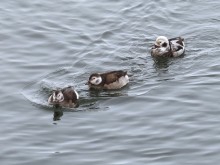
xmin=48 ymin=86 xmax=79 ymax=108
xmin=86 ymin=70 xmax=129 ymax=90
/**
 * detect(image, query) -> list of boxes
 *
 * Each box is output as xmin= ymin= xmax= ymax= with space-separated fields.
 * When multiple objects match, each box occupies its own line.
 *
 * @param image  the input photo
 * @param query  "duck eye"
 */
xmin=58 ymin=93 xmax=63 ymax=98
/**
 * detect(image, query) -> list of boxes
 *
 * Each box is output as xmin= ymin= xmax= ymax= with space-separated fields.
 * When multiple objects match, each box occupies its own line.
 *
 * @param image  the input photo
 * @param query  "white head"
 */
xmin=52 ymin=90 xmax=64 ymax=103
xmin=155 ymin=36 xmax=169 ymax=48
xmin=89 ymin=74 xmax=102 ymax=85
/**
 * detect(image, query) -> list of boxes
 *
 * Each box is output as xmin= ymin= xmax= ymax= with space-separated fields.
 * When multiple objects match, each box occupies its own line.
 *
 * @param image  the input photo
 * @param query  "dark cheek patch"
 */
xmin=162 ymin=43 xmax=167 ymax=47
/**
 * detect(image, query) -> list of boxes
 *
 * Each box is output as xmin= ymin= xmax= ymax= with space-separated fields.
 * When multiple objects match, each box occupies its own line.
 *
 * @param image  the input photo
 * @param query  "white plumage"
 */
xmin=151 ymin=36 xmax=185 ymax=57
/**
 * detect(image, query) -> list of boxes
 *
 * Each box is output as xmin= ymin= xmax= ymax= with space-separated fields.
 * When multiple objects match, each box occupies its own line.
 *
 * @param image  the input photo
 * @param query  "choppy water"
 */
xmin=1 ymin=0 xmax=220 ymax=164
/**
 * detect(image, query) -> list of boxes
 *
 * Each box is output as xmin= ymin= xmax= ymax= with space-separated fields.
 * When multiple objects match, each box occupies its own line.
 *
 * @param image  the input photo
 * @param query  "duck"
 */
xmin=86 ymin=70 xmax=129 ymax=90
xmin=48 ymin=86 xmax=79 ymax=108
xmin=151 ymin=36 xmax=185 ymax=57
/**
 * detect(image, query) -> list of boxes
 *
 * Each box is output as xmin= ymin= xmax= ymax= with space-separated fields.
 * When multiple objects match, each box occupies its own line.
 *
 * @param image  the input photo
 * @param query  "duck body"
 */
xmin=151 ymin=36 xmax=185 ymax=57
xmin=48 ymin=86 xmax=79 ymax=108
xmin=87 ymin=70 xmax=129 ymax=90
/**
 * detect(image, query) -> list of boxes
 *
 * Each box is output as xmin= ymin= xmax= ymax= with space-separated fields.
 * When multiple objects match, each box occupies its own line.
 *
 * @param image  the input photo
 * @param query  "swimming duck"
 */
xmin=48 ymin=86 xmax=79 ymax=108
xmin=86 ymin=70 xmax=129 ymax=90
xmin=151 ymin=36 xmax=185 ymax=57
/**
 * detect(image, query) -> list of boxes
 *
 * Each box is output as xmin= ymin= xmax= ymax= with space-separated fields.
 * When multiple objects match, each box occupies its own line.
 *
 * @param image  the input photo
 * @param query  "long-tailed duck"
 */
xmin=86 ymin=70 xmax=129 ymax=90
xmin=48 ymin=86 xmax=79 ymax=108
xmin=151 ymin=36 xmax=185 ymax=57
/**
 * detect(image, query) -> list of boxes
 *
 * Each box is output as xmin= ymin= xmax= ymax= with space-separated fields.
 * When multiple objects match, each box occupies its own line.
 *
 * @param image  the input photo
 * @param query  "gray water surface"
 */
xmin=1 ymin=0 xmax=220 ymax=165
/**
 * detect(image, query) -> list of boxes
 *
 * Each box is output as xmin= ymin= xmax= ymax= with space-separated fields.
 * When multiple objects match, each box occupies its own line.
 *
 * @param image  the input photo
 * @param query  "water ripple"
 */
xmin=1 ymin=0 xmax=220 ymax=165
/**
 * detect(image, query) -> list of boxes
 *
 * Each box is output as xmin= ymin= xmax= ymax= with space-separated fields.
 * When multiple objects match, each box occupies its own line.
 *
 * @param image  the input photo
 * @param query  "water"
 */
xmin=1 ymin=0 xmax=220 ymax=164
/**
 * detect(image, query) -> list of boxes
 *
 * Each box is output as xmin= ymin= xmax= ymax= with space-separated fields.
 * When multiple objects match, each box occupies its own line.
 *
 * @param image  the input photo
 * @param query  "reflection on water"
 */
xmin=153 ymin=56 xmax=171 ymax=70
xmin=53 ymin=109 xmax=63 ymax=121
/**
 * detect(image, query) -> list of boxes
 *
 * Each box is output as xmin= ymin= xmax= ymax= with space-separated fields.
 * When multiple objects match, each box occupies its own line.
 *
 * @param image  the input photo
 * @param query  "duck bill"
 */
xmin=154 ymin=44 xmax=160 ymax=48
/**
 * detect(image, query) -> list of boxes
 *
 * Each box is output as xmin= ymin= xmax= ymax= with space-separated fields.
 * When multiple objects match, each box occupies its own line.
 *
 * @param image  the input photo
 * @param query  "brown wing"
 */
xmin=62 ymin=86 xmax=77 ymax=101
xmin=104 ymin=71 xmax=127 ymax=84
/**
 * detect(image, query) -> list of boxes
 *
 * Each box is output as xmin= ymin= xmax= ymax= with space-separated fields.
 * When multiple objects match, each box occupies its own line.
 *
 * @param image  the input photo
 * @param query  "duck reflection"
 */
xmin=153 ymin=56 xmax=171 ymax=70
xmin=88 ymin=88 xmax=128 ymax=98
xmin=53 ymin=109 xmax=63 ymax=121
xmin=52 ymin=103 xmax=79 ymax=121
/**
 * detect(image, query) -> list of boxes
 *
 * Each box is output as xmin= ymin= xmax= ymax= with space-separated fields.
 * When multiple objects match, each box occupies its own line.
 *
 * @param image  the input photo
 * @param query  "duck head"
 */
xmin=154 ymin=36 xmax=169 ymax=48
xmin=87 ymin=73 xmax=102 ymax=85
xmin=52 ymin=90 xmax=64 ymax=103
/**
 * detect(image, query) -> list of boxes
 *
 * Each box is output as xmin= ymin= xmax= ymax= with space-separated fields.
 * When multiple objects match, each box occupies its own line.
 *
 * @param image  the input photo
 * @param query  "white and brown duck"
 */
xmin=86 ymin=70 xmax=129 ymax=90
xmin=151 ymin=36 xmax=185 ymax=57
xmin=48 ymin=86 xmax=79 ymax=108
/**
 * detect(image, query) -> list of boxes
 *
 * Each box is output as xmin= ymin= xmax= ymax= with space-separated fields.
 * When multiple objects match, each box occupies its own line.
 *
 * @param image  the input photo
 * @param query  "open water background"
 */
xmin=1 ymin=0 xmax=220 ymax=164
